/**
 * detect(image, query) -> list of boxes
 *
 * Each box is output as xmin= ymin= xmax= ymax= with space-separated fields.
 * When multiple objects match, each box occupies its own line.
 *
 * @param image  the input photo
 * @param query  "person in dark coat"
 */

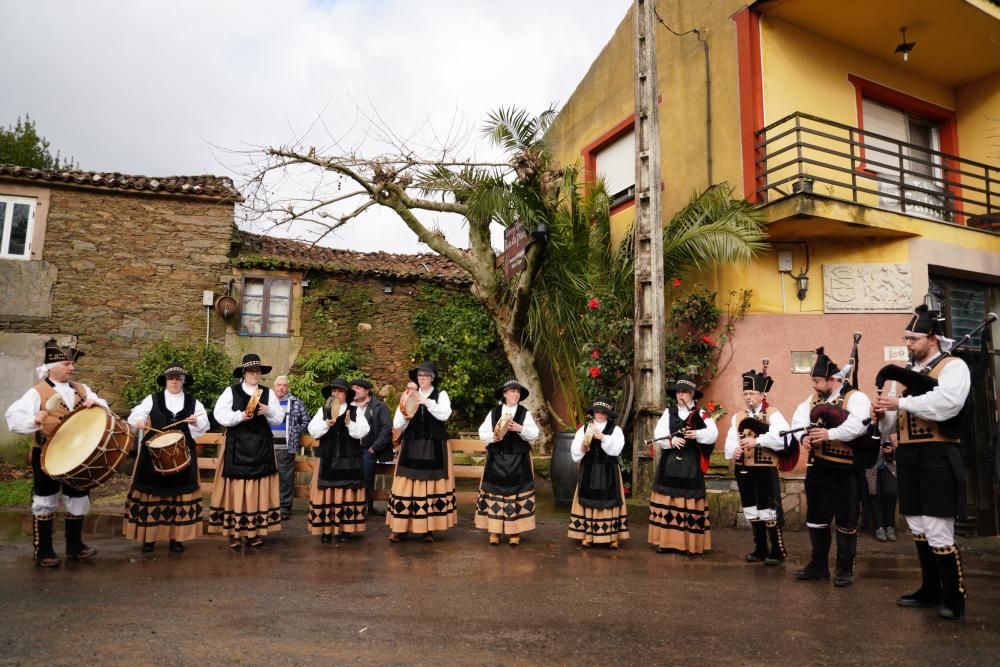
xmin=351 ymin=379 xmax=393 ymax=516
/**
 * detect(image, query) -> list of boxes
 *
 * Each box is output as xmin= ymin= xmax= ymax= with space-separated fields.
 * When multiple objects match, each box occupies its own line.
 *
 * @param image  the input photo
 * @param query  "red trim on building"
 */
xmin=733 ymin=7 xmax=764 ymax=203
xmin=580 ymin=114 xmax=636 ymax=184
xmin=847 ymin=74 xmax=963 ymax=217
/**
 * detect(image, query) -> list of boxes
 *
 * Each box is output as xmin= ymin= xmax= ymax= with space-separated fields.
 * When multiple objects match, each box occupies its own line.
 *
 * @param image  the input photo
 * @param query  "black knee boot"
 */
xmin=833 ymin=528 xmax=858 ymax=587
xmin=794 ymin=526 xmax=831 ymax=580
xmin=65 ymin=515 xmax=97 ymax=560
xmin=897 ymin=535 xmax=941 ymax=607
xmin=746 ymin=521 xmax=769 ymax=562
xmin=765 ymin=521 xmax=786 ymax=565
xmin=933 ymin=545 xmax=967 ymax=620
xmin=33 ymin=514 xmax=61 ymax=567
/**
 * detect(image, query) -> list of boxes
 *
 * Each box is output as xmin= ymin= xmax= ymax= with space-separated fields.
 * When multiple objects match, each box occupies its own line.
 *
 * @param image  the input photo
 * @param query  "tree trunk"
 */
xmin=493 ymin=324 xmax=556 ymax=454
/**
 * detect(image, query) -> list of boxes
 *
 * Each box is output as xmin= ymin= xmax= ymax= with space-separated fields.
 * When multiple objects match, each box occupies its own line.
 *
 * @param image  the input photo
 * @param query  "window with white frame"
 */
xmin=0 ymin=195 xmax=36 ymax=259
xmin=240 ymin=276 xmax=291 ymax=336
xmin=595 ymin=130 xmax=635 ymax=207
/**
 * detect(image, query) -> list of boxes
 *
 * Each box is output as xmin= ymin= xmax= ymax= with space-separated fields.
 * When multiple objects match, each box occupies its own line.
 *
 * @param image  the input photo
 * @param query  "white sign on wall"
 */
xmin=884 ymin=345 xmax=909 ymax=362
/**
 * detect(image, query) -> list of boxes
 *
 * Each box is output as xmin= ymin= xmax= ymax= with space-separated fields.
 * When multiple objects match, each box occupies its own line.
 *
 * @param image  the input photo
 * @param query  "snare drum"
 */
xmin=41 ymin=406 xmax=133 ymax=491
xmin=146 ymin=431 xmax=192 ymax=474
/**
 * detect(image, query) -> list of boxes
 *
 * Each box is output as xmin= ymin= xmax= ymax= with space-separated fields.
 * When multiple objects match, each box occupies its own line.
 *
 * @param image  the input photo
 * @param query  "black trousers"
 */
xmin=805 ymin=462 xmax=862 ymax=529
xmin=870 ymin=467 xmax=898 ymax=529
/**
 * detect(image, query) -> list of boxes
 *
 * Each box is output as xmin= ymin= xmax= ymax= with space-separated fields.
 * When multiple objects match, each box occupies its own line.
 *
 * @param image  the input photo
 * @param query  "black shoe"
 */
xmin=746 ymin=551 xmax=768 ymax=563
xmin=321 ymin=534 xmax=333 ymax=544
xmin=141 ymin=542 xmax=155 ymax=553
xmin=280 ymin=510 xmax=291 ymax=521
xmin=764 ymin=556 xmax=784 ymax=566
xmin=794 ymin=564 xmax=830 ymax=580
xmin=169 ymin=540 xmax=184 ymax=553
xmin=833 ymin=571 xmax=854 ymax=588
xmin=899 ymin=537 xmax=942 ymax=607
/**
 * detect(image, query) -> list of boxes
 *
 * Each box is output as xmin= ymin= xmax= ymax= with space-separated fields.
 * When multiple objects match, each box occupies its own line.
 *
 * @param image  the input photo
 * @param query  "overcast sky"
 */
xmin=0 ymin=0 xmax=631 ymax=253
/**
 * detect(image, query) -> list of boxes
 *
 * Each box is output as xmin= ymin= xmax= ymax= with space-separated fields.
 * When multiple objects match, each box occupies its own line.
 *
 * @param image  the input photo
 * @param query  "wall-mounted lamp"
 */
xmin=383 ymin=281 xmax=394 ymax=294
xmin=531 ymin=222 xmax=550 ymax=245
xmin=794 ymin=270 xmax=810 ymax=301
xmin=894 ymin=27 xmax=916 ymax=62
xmin=923 ymin=291 xmax=942 ymax=312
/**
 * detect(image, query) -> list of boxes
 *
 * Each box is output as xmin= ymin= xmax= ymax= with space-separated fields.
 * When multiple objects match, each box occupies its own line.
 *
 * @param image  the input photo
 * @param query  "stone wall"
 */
xmin=0 ymin=185 xmax=235 ymax=422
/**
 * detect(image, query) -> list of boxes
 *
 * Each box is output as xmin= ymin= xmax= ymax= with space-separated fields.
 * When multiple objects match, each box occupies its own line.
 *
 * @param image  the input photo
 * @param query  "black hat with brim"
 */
xmin=157 ymin=363 xmax=194 ymax=388
xmin=233 ymin=353 xmax=272 ymax=378
xmin=905 ymin=304 xmax=945 ymax=337
xmin=667 ymin=374 xmax=704 ymax=400
xmin=741 ymin=370 xmax=773 ymax=394
xmin=810 ymin=347 xmax=840 ymax=378
xmin=494 ymin=378 xmax=529 ymax=401
xmin=585 ymin=396 xmax=615 ymax=417
xmin=349 ymin=378 xmax=373 ymax=391
xmin=409 ymin=361 xmax=438 ymax=383
xmin=43 ymin=338 xmax=84 ymax=364
xmin=321 ymin=378 xmax=356 ymax=403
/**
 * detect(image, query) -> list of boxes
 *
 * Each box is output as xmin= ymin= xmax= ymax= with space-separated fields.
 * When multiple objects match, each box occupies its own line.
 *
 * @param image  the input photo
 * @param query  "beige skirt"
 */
xmin=307 ymin=460 xmax=367 ymax=536
xmin=647 ymin=491 xmax=711 ymax=554
xmin=207 ymin=442 xmax=282 ymax=538
xmin=474 ymin=488 xmax=536 ymax=535
xmin=123 ymin=490 xmax=203 ymax=543
xmin=567 ymin=474 xmax=630 ymax=544
xmin=386 ymin=456 xmax=457 ymax=535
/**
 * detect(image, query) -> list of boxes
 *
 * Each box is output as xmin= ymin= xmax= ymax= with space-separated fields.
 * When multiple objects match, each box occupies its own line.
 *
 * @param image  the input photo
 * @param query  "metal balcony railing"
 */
xmin=754 ymin=112 xmax=1000 ymax=232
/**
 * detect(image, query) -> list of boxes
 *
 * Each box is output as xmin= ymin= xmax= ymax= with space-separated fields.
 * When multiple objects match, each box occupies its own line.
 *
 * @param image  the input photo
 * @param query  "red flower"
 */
xmin=587 ymin=298 xmax=601 ymax=310
xmin=702 ymin=335 xmax=718 ymax=347
xmin=591 ymin=349 xmax=600 ymax=359
xmin=672 ymin=278 xmax=681 ymax=287
xmin=705 ymin=401 xmax=717 ymax=411
xmin=588 ymin=366 xmax=601 ymax=378
xmin=648 ymin=444 xmax=654 ymax=457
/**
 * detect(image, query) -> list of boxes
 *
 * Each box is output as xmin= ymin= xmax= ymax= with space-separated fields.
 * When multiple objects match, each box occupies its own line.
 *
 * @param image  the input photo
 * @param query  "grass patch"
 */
xmin=0 ymin=479 xmax=32 ymax=506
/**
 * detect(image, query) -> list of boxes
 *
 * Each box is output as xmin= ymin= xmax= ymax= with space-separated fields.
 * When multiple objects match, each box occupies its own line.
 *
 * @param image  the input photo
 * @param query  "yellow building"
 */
xmin=546 ymin=0 xmax=1000 ymax=533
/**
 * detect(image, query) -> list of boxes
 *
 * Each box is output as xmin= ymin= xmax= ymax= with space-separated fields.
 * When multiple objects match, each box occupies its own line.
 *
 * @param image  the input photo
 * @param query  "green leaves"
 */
xmin=121 ymin=340 xmax=233 ymax=415
xmin=288 ymin=350 xmax=368 ymax=414
xmin=0 ymin=114 xmax=77 ymax=170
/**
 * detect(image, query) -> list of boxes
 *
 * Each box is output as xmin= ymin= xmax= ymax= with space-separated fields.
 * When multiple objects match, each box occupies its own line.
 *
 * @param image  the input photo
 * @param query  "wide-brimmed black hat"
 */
xmin=157 ymin=362 xmax=194 ymax=388
xmin=811 ymin=347 xmax=839 ymax=378
xmin=43 ymin=338 xmax=84 ymax=364
xmin=667 ymin=373 xmax=704 ymax=400
xmin=741 ymin=370 xmax=773 ymax=393
xmin=585 ymin=396 xmax=615 ymax=417
xmin=905 ymin=304 xmax=946 ymax=337
xmin=494 ymin=378 xmax=529 ymax=401
xmin=409 ymin=361 xmax=438 ymax=383
xmin=233 ymin=353 xmax=272 ymax=378
xmin=349 ymin=378 xmax=373 ymax=391
xmin=321 ymin=378 xmax=356 ymax=403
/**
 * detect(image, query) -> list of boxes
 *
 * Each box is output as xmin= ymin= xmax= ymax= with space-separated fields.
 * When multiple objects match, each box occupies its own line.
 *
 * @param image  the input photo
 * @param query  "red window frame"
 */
xmin=581 ymin=114 xmax=638 ymax=216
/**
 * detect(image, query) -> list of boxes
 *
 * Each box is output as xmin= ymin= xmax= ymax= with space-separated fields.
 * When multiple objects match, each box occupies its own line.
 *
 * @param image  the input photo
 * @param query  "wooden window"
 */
xmin=0 ymin=195 xmax=35 ymax=259
xmin=240 ymin=276 xmax=291 ymax=336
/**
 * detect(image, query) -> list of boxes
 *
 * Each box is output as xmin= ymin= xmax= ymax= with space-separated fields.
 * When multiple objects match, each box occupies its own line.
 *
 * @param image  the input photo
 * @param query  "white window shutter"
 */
xmin=595 ymin=131 xmax=635 ymax=198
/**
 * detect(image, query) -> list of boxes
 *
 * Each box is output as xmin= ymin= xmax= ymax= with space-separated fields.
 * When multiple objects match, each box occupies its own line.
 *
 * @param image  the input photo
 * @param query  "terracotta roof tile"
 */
xmin=236 ymin=231 xmax=471 ymax=285
xmin=0 ymin=164 xmax=240 ymax=201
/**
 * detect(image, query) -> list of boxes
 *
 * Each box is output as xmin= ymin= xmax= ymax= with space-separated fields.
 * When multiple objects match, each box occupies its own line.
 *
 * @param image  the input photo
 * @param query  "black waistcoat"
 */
xmin=577 ymin=419 xmax=623 ymax=509
xmin=652 ymin=405 xmax=710 ymax=499
xmin=481 ymin=405 xmax=534 ymax=495
xmin=222 ymin=385 xmax=277 ymax=479
xmin=315 ymin=404 xmax=364 ymax=489
xmin=397 ymin=387 xmax=449 ymax=480
xmin=134 ymin=391 xmax=200 ymax=496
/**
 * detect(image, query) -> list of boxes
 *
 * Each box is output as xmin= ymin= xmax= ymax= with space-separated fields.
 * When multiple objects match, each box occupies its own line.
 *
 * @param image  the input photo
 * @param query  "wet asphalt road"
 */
xmin=0 ymin=509 xmax=998 ymax=667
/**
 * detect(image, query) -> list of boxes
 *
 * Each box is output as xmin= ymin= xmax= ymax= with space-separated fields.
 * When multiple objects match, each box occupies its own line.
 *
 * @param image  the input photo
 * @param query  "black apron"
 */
xmin=396 ymin=387 xmax=449 ymax=481
xmin=133 ymin=391 xmax=200 ymax=496
xmin=314 ymin=404 xmax=365 ymax=489
xmin=222 ymin=385 xmax=277 ymax=480
xmin=481 ymin=405 xmax=534 ymax=495
xmin=577 ymin=420 xmax=623 ymax=509
xmin=652 ymin=405 xmax=711 ymax=499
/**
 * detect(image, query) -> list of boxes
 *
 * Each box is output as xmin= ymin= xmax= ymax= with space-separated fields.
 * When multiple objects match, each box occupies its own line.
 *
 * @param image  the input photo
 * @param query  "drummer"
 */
xmin=125 ymin=362 xmax=210 ymax=553
xmin=5 ymin=339 xmax=107 ymax=567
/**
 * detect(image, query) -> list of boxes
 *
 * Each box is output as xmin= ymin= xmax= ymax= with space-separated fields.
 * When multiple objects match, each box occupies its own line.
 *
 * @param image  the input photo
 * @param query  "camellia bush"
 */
xmin=288 ymin=349 xmax=369 ymax=415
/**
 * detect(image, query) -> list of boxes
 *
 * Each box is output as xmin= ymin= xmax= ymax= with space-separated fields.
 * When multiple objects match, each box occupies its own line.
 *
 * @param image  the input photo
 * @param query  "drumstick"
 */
xmin=161 ymin=411 xmax=207 ymax=431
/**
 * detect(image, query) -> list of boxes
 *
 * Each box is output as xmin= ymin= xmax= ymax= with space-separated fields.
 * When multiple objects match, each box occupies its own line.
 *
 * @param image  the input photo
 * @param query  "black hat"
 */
xmin=585 ymin=396 xmax=615 ymax=417
xmin=494 ymin=378 xmax=529 ymax=401
xmin=233 ymin=353 xmax=272 ymax=378
xmin=741 ymin=370 xmax=773 ymax=393
xmin=408 ymin=361 xmax=438 ymax=383
xmin=349 ymin=378 xmax=373 ymax=391
xmin=321 ymin=378 xmax=356 ymax=403
xmin=43 ymin=338 xmax=84 ymax=364
xmin=905 ymin=304 xmax=945 ymax=337
xmin=811 ymin=347 xmax=840 ymax=378
xmin=157 ymin=363 xmax=194 ymax=388
xmin=667 ymin=373 xmax=704 ymax=400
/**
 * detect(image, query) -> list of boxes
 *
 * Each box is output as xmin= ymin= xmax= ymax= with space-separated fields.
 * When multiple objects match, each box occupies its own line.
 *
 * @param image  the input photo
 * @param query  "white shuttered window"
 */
xmin=595 ymin=130 xmax=635 ymax=203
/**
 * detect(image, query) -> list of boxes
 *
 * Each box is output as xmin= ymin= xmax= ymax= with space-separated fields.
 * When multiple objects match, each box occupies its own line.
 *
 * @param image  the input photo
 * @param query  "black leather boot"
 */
xmin=746 ymin=521 xmax=769 ymax=562
xmin=765 ymin=521 xmax=786 ymax=565
xmin=897 ymin=536 xmax=941 ymax=607
xmin=794 ymin=526 xmax=831 ymax=580
xmin=833 ymin=528 xmax=858 ymax=587
xmin=65 ymin=515 xmax=97 ymax=560
xmin=33 ymin=514 xmax=61 ymax=567
xmin=933 ymin=545 xmax=967 ymax=620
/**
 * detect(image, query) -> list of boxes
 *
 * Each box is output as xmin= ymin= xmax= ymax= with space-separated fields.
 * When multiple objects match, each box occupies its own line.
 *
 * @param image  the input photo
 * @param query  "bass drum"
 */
xmin=41 ymin=406 xmax=133 ymax=491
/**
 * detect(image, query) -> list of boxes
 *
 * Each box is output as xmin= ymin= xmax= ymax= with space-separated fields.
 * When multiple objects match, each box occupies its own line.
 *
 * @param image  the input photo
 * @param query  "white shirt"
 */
xmin=392 ymin=387 xmax=452 ymax=430
xmin=652 ymin=404 xmax=719 ymax=450
xmin=723 ymin=407 xmax=790 ymax=460
xmin=213 ymin=383 xmax=285 ymax=428
xmin=307 ymin=405 xmax=370 ymax=440
xmin=570 ymin=420 xmax=625 ymax=462
xmin=127 ymin=391 xmax=210 ymax=439
xmin=5 ymin=380 xmax=107 ymax=435
xmin=790 ymin=386 xmax=871 ymax=442
xmin=477 ymin=404 xmax=540 ymax=444
xmin=878 ymin=353 xmax=971 ymax=434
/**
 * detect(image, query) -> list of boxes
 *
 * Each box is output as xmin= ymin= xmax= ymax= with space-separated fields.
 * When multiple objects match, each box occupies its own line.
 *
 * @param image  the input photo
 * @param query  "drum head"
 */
xmin=43 ymin=407 xmax=107 ymax=476
xmin=148 ymin=432 xmax=185 ymax=449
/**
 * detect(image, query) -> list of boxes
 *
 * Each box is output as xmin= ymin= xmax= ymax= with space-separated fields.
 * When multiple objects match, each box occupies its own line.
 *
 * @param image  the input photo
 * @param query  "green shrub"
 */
xmin=0 ymin=479 xmax=32 ymax=506
xmin=288 ymin=349 xmax=369 ymax=414
xmin=121 ymin=340 xmax=233 ymax=414
xmin=0 ymin=436 xmax=31 ymax=465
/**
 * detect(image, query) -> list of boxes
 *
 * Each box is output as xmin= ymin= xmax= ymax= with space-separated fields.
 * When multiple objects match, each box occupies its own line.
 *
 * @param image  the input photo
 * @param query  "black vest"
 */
xmin=481 ymin=405 xmax=534 ymax=495
xmin=222 ymin=385 xmax=277 ymax=479
xmin=652 ymin=405 xmax=711 ymax=499
xmin=133 ymin=391 xmax=200 ymax=496
xmin=397 ymin=387 xmax=449 ymax=480
xmin=577 ymin=419 xmax=623 ymax=509
xmin=315 ymin=404 xmax=364 ymax=489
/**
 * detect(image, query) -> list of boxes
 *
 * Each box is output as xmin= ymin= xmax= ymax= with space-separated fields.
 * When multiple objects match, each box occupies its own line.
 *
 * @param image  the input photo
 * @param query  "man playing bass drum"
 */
xmin=875 ymin=305 xmax=972 ymax=621
xmin=790 ymin=347 xmax=872 ymax=588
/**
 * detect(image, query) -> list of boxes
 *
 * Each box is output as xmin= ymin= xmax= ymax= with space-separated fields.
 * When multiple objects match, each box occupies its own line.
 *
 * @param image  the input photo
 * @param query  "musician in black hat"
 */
xmin=875 ymin=305 xmax=972 ymax=620
xmin=789 ymin=347 xmax=872 ymax=587
xmin=724 ymin=367 xmax=790 ymax=565
xmin=306 ymin=378 xmax=370 ymax=543
xmin=475 ymin=378 xmax=539 ymax=546
xmin=208 ymin=353 xmax=285 ymax=549
xmin=125 ymin=363 xmax=210 ymax=553
xmin=386 ymin=361 xmax=457 ymax=542
xmin=568 ymin=396 xmax=629 ymax=549
xmin=5 ymin=338 xmax=107 ymax=567
xmin=647 ymin=374 xmax=718 ymax=555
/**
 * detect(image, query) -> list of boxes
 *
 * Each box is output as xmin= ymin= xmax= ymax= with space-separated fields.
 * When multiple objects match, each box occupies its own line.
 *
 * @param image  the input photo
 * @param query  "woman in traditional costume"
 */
xmin=568 ymin=396 xmax=629 ymax=549
xmin=386 ymin=361 xmax=457 ymax=542
xmin=208 ymin=354 xmax=285 ymax=549
xmin=475 ymin=378 xmax=538 ymax=546
xmin=307 ymin=378 xmax=370 ymax=543
xmin=125 ymin=363 xmax=209 ymax=552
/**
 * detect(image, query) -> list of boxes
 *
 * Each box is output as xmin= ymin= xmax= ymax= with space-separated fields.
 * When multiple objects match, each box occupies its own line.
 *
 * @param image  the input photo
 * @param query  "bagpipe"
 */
xmin=736 ymin=358 xmax=799 ymax=472
xmin=644 ymin=403 xmax=710 ymax=472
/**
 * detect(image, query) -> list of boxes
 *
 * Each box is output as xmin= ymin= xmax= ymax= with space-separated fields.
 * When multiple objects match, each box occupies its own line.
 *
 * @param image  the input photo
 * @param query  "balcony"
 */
xmin=754 ymin=112 xmax=1000 ymax=235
